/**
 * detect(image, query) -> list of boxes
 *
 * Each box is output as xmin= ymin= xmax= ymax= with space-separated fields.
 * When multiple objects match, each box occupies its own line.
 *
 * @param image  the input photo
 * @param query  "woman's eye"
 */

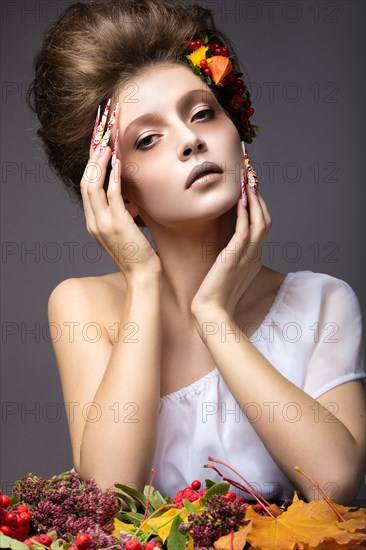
xmin=136 ymin=135 xmax=156 ymax=150
xmin=193 ymin=108 xmax=215 ymax=121
xmin=135 ymin=108 xmax=215 ymax=150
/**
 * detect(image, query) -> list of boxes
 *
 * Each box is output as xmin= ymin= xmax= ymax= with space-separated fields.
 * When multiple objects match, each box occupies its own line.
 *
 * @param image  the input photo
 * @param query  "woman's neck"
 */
xmin=146 ymin=205 xmax=238 ymax=317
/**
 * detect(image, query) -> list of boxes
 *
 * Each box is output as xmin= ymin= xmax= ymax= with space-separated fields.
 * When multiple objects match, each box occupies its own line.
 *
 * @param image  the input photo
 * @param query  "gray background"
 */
xmin=1 ymin=0 xmax=365 ymax=503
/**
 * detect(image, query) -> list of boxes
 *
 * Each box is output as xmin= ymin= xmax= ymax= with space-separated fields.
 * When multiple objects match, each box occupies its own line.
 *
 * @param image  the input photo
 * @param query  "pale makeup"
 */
xmin=113 ymin=63 xmax=244 ymax=228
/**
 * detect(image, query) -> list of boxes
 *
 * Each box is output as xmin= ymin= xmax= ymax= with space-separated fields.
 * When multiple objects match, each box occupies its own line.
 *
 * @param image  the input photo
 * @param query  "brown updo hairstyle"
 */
xmin=27 ymin=0 xmax=250 ymax=228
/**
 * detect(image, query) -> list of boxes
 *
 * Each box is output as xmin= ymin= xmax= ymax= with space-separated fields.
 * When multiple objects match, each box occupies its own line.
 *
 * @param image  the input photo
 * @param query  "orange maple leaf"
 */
xmin=245 ymin=492 xmax=366 ymax=550
xmin=213 ymin=521 xmax=253 ymax=549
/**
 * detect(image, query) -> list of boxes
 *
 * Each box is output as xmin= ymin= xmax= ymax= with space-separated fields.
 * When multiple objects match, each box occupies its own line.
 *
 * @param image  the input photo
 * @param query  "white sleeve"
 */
xmin=302 ymin=277 xmax=366 ymax=399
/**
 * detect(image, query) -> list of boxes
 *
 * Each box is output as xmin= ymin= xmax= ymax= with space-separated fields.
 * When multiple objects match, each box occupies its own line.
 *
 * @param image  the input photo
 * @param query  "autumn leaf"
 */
xmin=209 ymin=56 xmax=233 ymax=85
xmin=245 ymin=493 xmax=366 ymax=550
xmin=113 ymin=517 xmax=150 ymax=539
xmin=145 ymin=498 xmax=203 ymax=544
xmin=146 ymin=508 xmax=182 ymax=543
xmin=213 ymin=521 xmax=253 ymax=549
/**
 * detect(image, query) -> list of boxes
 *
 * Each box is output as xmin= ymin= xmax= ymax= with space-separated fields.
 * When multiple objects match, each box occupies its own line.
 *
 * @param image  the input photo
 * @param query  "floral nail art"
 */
xmin=241 ymin=168 xmax=248 ymax=207
xmin=243 ymin=153 xmax=258 ymax=194
xmin=92 ymin=98 xmax=111 ymax=149
xmin=111 ymin=129 xmax=119 ymax=168
xmin=89 ymin=105 xmax=101 ymax=150
xmin=99 ymin=102 xmax=119 ymax=153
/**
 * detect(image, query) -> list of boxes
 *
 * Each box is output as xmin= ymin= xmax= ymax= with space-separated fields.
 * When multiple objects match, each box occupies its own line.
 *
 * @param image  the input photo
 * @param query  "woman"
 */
xmin=27 ymin=0 xmax=365 ymax=504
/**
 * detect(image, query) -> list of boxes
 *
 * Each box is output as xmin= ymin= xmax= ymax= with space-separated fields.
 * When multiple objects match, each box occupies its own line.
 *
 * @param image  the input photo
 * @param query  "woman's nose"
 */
xmin=180 ymin=134 xmax=207 ymax=159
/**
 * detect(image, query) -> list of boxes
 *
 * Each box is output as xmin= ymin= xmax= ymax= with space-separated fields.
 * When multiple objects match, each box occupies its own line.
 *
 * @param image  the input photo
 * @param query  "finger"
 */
xmin=107 ymin=159 xmax=128 ymax=216
xmin=245 ymin=183 xmax=270 ymax=252
xmin=234 ymin=194 xmax=249 ymax=239
xmin=86 ymin=146 xmax=113 ymax=217
xmin=80 ymin=154 xmax=101 ymax=231
xmin=256 ymin=190 xmax=272 ymax=229
xmin=86 ymin=100 xmax=119 ymax=216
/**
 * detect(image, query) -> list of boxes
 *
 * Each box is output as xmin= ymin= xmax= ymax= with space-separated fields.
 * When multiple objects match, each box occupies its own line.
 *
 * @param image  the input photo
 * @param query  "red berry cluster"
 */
xmin=68 ymin=533 xmax=92 ymax=550
xmin=24 ymin=532 xmax=91 ymax=549
xmin=182 ymin=37 xmax=255 ymax=120
xmin=182 ymin=40 xmax=230 ymax=79
xmin=0 ymin=493 xmax=31 ymax=542
xmin=23 ymin=534 xmax=53 ymax=548
xmin=172 ymin=480 xmax=207 ymax=509
xmin=0 ymin=492 xmax=93 ymax=549
xmin=125 ymin=538 xmax=161 ymax=550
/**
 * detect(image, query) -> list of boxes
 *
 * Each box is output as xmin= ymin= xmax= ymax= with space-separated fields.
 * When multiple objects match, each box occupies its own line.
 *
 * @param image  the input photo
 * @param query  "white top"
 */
xmin=71 ymin=271 xmax=366 ymax=500
xmin=148 ymin=270 xmax=366 ymax=500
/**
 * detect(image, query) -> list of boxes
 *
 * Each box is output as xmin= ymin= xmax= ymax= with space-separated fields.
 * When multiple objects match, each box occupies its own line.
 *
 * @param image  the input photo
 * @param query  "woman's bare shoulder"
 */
xmin=48 ymin=272 xmax=126 ymax=326
xmin=50 ymin=271 xmax=125 ymax=296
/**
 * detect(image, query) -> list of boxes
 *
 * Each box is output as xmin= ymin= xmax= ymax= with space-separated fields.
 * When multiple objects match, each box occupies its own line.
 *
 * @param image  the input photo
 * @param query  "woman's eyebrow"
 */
xmin=123 ymin=88 xmax=214 ymax=136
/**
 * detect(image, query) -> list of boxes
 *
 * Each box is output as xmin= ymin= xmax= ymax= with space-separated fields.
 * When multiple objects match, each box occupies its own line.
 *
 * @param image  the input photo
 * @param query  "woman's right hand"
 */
xmin=80 ymin=102 xmax=161 ymax=283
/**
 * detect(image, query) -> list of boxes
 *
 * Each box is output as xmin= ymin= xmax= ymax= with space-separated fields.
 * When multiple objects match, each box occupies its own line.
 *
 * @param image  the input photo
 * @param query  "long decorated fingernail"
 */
xmin=241 ymin=168 xmax=247 ymax=207
xmin=244 ymin=153 xmax=258 ymax=194
xmin=100 ymin=102 xmax=119 ymax=154
xmin=89 ymin=105 xmax=101 ymax=151
xmin=112 ymin=128 xmax=119 ymax=168
xmin=92 ymin=98 xmax=111 ymax=149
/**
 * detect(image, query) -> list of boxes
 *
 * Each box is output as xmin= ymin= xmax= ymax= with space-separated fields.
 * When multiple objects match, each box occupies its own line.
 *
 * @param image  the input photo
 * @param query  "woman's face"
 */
xmin=115 ymin=63 xmax=243 ymax=227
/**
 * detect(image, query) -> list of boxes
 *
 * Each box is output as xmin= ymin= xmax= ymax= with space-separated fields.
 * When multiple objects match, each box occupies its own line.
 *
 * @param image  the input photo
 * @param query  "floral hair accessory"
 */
xmin=180 ymin=34 xmax=259 ymax=143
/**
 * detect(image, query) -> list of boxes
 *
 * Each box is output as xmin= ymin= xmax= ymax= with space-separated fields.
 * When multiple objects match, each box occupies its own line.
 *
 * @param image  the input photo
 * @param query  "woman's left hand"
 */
xmin=191 ymin=182 xmax=272 ymax=321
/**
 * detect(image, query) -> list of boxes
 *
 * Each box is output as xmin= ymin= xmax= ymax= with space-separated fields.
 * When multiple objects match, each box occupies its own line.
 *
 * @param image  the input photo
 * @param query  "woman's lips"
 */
xmin=187 ymin=172 xmax=223 ymax=190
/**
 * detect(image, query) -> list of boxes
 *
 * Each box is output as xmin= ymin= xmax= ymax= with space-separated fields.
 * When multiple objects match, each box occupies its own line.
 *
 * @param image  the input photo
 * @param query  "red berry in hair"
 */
xmin=189 ymin=40 xmax=197 ymax=50
xmin=195 ymin=39 xmax=202 ymax=48
xmin=247 ymin=107 xmax=255 ymax=117
xmin=203 ymin=68 xmax=212 ymax=77
xmin=199 ymin=59 xmax=208 ymax=69
xmin=126 ymin=540 xmax=143 ymax=550
xmin=191 ymin=480 xmax=201 ymax=491
xmin=214 ymin=48 xmax=221 ymax=55
xmin=221 ymin=47 xmax=229 ymax=56
xmin=0 ymin=495 xmax=10 ymax=508
xmin=212 ymin=42 xmax=220 ymax=49
xmin=76 ymin=533 xmax=92 ymax=549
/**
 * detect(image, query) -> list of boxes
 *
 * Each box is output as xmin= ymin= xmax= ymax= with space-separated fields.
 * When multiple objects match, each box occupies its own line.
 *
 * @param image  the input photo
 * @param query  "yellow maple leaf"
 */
xmin=245 ymin=496 xmax=366 ymax=550
xmin=113 ymin=517 xmax=150 ymax=539
xmin=145 ymin=508 xmax=182 ymax=543
xmin=213 ymin=521 xmax=253 ymax=549
xmin=145 ymin=499 xmax=202 ymax=544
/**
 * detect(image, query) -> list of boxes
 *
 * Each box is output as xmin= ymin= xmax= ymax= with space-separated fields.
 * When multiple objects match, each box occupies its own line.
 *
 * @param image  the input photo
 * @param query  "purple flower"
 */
xmin=11 ymin=471 xmax=119 ymax=545
xmin=179 ymin=494 xmax=247 ymax=547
